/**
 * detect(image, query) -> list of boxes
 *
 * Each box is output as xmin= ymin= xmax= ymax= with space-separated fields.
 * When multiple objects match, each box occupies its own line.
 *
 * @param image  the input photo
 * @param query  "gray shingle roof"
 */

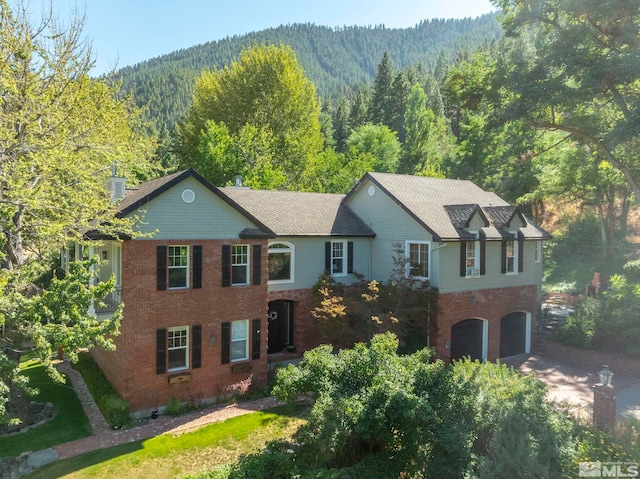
xmin=352 ymin=172 xmax=550 ymax=241
xmin=221 ymin=187 xmax=375 ymax=237
xmin=444 ymin=204 xmax=488 ymax=228
xmin=115 ymin=170 xmax=186 ymax=217
xmin=114 ymin=170 xmax=548 ymax=242
xmin=484 ymin=206 xmax=520 ymax=227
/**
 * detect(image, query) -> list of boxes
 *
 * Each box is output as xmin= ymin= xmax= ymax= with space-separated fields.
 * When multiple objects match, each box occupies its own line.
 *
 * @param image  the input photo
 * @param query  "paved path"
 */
xmin=53 ymin=360 xmax=283 ymax=459
xmin=504 ymin=354 xmax=640 ymax=420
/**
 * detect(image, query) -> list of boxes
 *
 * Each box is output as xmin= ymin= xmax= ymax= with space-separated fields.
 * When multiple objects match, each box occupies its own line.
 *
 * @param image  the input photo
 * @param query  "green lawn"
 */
xmin=26 ymin=404 xmax=307 ymax=479
xmin=0 ymin=359 xmax=92 ymax=457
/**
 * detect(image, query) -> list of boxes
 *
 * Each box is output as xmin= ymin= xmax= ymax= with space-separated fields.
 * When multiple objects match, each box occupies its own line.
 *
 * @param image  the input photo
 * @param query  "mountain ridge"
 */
xmin=115 ymin=15 xmax=502 ymax=131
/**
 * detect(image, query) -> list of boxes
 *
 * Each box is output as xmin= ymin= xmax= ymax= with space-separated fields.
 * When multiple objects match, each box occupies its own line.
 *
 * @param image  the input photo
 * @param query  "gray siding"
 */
xmin=346 ymin=177 xmax=543 ymax=292
xmin=468 ymin=214 xmax=485 ymax=231
xmin=438 ymin=240 xmax=541 ymax=293
xmin=345 ymin=178 xmax=435 ymax=283
xmin=127 ymin=177 xmax=258 ymax=239
xmin=267 ymin=236 xmax=371 ymax=291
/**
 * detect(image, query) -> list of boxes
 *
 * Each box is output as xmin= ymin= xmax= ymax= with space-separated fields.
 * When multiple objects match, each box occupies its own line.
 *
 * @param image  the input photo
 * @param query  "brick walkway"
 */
xmin=53 ymin=360 xmax=282 ymax=460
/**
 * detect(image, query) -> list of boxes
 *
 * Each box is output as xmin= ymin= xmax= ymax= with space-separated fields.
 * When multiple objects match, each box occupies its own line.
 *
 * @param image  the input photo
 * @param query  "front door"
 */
xmin=267 ymin=300 xmax=294 ymax=354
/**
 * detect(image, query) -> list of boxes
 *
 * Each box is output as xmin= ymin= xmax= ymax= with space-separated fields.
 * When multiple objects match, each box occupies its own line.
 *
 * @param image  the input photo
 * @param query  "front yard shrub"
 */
xmin=102 ymin=395 xmax=131 ymax=428
xmin=164 ymin=396 xmax=182 ymax=416
xmin=552 ymin=298 xmax=596 ymax=349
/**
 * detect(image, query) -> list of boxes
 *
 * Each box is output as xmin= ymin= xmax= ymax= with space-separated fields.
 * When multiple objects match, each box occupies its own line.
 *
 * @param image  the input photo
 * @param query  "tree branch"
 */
xmin=535 ymin=120 xmax=640 ymax=201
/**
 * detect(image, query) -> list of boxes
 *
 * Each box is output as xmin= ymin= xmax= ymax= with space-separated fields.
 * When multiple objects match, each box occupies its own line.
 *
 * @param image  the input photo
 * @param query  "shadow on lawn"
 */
xmin=25 ymin=441 xmax=144 ymax=479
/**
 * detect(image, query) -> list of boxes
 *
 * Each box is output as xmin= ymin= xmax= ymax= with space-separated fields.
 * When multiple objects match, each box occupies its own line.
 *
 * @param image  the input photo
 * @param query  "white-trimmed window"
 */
xmin=168 ymin=246 xmax=189 ymax=289
xmin=232 ymin=245 xmax=249 ymax=285
xmin=231 ymin=320 xmax=249 ymax=362
xmin=466 ymin=239 xmax=480 ymax=278
xmin=268 ymin=242 xmax=294 ymax=283
xmin=167 ymin=326 xmax=189 ymax=371
xmin=535 ymin=241 xmax=542 ymax=263
xmin=505 ymin=240 xmax=517 ymax=274
xmin=406 ymin=241 xmax=430 ymax=279
xmin=331 ymin=241 xmax=347 ymax=276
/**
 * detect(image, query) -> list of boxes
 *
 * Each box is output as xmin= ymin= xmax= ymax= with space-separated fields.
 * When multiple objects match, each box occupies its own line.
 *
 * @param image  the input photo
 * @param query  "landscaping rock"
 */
xmin=26 ymin=448 xmax=59 ymax=469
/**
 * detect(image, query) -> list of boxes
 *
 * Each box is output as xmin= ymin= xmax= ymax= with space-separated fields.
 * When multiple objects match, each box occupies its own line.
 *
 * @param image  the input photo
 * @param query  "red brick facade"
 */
xmin=435 ymin=285 xmax=539 ymax=362
xmin=92 ymin=238 xmax=269 ymax=412
xmin=92 ymin=242 xmax=541 ymax=413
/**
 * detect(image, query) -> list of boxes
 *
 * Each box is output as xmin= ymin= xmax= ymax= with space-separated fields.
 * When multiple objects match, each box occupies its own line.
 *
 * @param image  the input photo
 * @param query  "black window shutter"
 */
xmin=347 ymin=241 xmax=354 ymax=273
xmin=324 ymin=242 xmax=331 ymax=272
xmin=157 ymin=245 xmax=167 ymax=291
xmin=192 ymin=325 xmax=202 ymax=369
xmin=518 ymin=232 xmax=524 ymax=273
xmin=252 ymin=244 xmax=261 ymax=285
xmin=479 ymin=232 xmax=486 ymax=275
xmin=252 ymin=318 xmax=261 ymax=360
xmin=221 ymin=245 xmax=231 ymax=287
xmin=221 ymin=322 xmax=230 ymax=364
xmin=193 ymin=245 xmax=203 ymax=289
xmin=460 ymin=241 xmax=467 ymax=277
xmin=156 ymin=328 xmax=167 ymax=374
xmin=501 ymin=240 xmax=507 ymax=274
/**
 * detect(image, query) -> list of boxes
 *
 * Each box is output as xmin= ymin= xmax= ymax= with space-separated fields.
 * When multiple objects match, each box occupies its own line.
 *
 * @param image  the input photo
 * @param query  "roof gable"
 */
xmin=345 ymin=172 xmax=550 ymax=241
xmin=483 ymin=206 xmax=526 ymax=229
xmin=444 ymin=204 xmax=490 ymax=228
xmin=115 ymin=169 xmax=274 ymax=236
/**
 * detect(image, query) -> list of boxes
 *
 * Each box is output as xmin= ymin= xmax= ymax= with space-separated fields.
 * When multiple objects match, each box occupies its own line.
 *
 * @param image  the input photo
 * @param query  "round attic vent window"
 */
xmin=368 ymin=185 xmax=376 ymax=196
xmin=182 ymin=189 xmax=196 ymax=204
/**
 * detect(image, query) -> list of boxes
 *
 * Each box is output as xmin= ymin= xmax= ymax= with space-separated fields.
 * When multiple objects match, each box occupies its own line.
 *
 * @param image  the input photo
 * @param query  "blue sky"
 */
xmin=21 ymin=0 xmax=496 ymax=75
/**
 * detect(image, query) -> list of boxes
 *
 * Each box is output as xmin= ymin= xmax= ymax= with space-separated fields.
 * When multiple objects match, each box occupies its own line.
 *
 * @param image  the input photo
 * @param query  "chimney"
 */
xmin=235 ymin=175 xmax=243 ymax=187
xmin=106 ymin=162 xmax=126 ymax=203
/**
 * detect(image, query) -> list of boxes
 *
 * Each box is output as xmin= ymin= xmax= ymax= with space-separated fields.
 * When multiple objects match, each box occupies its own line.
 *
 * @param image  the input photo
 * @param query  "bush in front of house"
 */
xmin=101 ymin=395 xmax=131 ymax=428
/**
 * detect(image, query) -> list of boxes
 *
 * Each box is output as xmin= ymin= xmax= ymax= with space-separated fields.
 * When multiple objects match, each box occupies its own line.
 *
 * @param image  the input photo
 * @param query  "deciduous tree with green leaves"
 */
xmin=346 ymin=123 xmax=401 ymax=173
xmin=176 ymin=43 xmax=324 ymax=189
xmin=492 ymin=0 xmax=640 ymax=201
xmin=0 ymin=0 xmax=153 ymax=425
xmin=272 ymin=332 xmax=474 ymax=478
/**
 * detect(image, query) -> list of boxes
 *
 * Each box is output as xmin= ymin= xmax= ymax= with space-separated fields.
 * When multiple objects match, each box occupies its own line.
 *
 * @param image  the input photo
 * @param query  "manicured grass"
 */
xmin=0 ymin=359 xmax=92 ymax=457
xmin=27 ymin=404 xmax=307 ymax=479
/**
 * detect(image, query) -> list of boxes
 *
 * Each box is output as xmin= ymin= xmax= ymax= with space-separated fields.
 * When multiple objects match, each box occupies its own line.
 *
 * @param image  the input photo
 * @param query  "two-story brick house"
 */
xmin=86 ymin=169 xmax=549 ymax=414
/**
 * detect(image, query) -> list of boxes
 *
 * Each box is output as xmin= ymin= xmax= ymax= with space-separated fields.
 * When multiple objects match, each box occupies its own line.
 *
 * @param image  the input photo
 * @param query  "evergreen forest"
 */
xmin=114 ymin=16 xmax=502 ymax=131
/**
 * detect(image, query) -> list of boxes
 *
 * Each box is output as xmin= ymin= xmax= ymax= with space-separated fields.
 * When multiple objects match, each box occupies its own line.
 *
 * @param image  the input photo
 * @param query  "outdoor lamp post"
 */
xmin=599 ymin=365 xmax=614 ymax=387
xmin=593 ymin=365 xmax=616 ymax=433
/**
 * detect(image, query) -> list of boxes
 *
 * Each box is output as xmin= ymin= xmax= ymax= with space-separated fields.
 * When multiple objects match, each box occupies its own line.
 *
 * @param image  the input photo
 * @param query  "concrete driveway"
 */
xmin=504 ymin=354 xmax=640 ymax=421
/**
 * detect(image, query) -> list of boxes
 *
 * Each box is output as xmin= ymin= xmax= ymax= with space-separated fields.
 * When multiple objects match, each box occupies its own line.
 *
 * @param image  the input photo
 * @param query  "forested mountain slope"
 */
xmin=115 ymin=15 xmax=501 ymax=131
